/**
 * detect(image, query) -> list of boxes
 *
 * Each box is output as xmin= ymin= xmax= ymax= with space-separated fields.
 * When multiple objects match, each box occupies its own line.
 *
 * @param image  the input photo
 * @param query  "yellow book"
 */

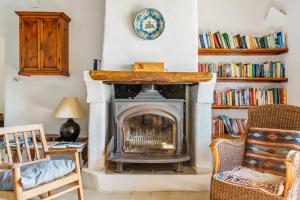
xmin=234 ymin=64 xmax=237 ymax=77
xmin=208 ymin=32 xmax=215 ymax=49
xmin=276 ymin=62 xmax=281 ymax=78
xmin=283 ymin=88 xmax=287 ymax=104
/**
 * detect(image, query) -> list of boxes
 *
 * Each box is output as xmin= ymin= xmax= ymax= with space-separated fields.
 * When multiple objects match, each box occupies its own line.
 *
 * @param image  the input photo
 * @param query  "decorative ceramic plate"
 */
xmin=134 ymin=8 xmax=165 ymax=40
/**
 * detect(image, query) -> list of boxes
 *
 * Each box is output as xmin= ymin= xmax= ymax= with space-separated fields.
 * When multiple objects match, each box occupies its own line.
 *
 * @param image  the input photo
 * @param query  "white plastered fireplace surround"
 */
xmin=82 ymin=0 xmax=217 ymax=192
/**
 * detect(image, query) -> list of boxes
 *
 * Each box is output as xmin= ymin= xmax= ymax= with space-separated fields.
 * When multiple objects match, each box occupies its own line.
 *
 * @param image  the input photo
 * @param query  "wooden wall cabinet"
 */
xmin=16 ymin=12 xmax=71 ymax=76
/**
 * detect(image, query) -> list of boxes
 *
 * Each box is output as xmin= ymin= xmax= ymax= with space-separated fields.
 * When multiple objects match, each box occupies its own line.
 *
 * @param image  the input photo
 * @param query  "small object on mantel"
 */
xmin=133 ymin=62 xmax=164 ymax=72
xmin=93 ymin=59 xmax=98 ymax=71
xmin=90 ymin=70 xmax=212 ymax=85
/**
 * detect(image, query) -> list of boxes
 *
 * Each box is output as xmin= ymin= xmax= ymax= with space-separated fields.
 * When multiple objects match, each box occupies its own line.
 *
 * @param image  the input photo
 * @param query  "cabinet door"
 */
xmin=19 ymin=18 xmax=40 ymax=72
xmin=40 ymin=18 xmax=61 ymax=72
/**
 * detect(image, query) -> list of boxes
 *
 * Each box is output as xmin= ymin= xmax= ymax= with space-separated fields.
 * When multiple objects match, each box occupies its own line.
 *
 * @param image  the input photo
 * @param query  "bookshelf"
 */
xmin=198 ymin=48 xmax=289 ymax=56
xmin=199 ymin=49 xmax=288 ymax=139
xmin=198 ymin=31 xmax=288 ymax=139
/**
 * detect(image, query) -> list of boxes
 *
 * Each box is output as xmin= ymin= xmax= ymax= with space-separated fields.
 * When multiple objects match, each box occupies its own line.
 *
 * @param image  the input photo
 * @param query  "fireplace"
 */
xmin=109 ymin=84 xmax=190 ymax=172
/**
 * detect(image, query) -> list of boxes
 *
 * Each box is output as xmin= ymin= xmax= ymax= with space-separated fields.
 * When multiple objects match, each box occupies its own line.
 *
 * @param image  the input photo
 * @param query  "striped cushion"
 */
xmin=243 ymin=127 xmax=300 ymax=176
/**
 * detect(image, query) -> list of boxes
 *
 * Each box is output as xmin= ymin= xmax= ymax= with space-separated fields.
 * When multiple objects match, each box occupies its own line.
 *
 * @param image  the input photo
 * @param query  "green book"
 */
xmin=222 ymin=33 xmax=231 ymax=49
xmin=217 ymin=32 xmax=225 ymax=48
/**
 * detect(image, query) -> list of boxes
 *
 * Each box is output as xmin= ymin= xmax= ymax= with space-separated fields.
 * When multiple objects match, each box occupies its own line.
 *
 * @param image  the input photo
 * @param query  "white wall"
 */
xmin=0 ymin=0 xmax=105 ymax=135
xmin=102 ymin=0 xmax=199 ymax=72
xmin=0 ymin=36 xmax=4 ymax=113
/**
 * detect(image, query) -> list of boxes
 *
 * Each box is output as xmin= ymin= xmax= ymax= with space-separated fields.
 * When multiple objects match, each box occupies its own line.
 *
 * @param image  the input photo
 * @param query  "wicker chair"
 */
xmin=210 ymin=105 xmax=300 ymax=200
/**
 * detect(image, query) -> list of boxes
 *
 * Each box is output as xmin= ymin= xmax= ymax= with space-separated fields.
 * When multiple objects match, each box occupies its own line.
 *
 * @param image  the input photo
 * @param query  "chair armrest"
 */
xmin=45 ymin=148 xmax=80 ymax=156
xmin=0 ymin=163 xmax=23 ymax=170
xmin=0 ymin=163 xmax=13 ymax=170
xmin=210 ymin=138 xmax=245 ymax=174
xmin=284 ymin=150 xmax=300 ymax=198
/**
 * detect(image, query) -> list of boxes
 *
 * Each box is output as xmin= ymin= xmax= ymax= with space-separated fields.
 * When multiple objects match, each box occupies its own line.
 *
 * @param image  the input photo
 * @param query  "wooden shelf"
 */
xmin=212 ymin=105 xmax=251 ymax=109
xmin=90 ymin=70 xmax=212 ymax=84
xmin=217 ymin=77 xmax=288 ymax=83
xmin=198 ymin=48 xmax=289 ymax=56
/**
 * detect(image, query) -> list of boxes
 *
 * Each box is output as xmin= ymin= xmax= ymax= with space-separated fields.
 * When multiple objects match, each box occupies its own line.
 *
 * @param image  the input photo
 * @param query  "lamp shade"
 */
xmin=53 ymin=97 xmax=85 ymax=119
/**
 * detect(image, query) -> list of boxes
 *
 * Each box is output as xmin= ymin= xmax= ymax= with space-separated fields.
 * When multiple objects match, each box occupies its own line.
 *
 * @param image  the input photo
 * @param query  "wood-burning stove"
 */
xmin=109 ymin=84 xmax=190 ymax=172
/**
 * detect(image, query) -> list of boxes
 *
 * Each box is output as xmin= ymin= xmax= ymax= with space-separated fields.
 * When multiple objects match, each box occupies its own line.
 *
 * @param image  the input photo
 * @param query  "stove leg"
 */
xmin=175 ymin=162 xmax=183 ymax=173
xmin=116 ymin=162 xmax=123 ymax=173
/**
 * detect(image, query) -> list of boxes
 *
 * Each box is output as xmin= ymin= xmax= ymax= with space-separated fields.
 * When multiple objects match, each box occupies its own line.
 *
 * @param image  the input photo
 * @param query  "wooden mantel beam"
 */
xmin=90 ymin=70 xmax=212 ymax=85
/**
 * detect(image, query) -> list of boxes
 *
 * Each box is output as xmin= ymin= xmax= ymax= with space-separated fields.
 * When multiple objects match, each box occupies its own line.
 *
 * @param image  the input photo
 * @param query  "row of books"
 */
xmin=198 ymin=61 xmax=285 ymax=78
xmin=199 ymin=31 xmax=286 ymax=49
xmin=213 ymin=116 xmax=247 ymax=137
xmin=214 ymin=88 xmax=287 ymax=106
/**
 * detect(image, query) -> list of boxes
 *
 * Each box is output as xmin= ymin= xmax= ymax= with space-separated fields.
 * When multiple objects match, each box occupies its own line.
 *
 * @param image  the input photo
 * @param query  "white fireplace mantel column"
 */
xmin=189 ymin=74 xmax=217 ymax=173
xmin=84 ymin=71 xmax=113 ymax=170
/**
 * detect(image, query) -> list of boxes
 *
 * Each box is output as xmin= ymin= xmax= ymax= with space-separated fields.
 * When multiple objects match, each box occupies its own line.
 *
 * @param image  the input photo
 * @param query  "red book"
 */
xmin=213 ymin=33 xmax=221 ymax=49
xmin=279 ymin=88 xmax=283 ymax=104
xmin=198 ymin=63 xmax=202 ymax=72
xmin=237 ymin=120 xmax=244 ymax=134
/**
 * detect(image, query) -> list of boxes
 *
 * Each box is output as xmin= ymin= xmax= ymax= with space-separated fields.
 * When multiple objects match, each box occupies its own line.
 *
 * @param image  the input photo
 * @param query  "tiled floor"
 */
xmin=56 ymin=189 xmax=210 ymax=200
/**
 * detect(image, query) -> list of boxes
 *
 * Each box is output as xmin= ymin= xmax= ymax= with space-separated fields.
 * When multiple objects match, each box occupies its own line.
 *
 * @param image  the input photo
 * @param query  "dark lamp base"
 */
xmin=59 ymin=118 xmax=81 ymax=141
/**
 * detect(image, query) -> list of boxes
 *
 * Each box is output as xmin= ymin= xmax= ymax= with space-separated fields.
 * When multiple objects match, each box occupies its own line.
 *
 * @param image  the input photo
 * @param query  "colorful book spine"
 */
xmin=198 ymin=62 xmax=286 ymax=78
xmin=199 ymin=31 xmax=286 ymax=49
xmin=213 ymin=88 xmax=287 ymax=107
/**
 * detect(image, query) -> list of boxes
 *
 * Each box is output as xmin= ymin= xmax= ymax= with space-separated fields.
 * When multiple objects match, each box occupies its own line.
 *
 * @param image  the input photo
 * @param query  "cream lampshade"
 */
xmin=53 ymin=97 xmax=85 ymax=141
xmin=53 ymin=97 xmax=85 ymax=119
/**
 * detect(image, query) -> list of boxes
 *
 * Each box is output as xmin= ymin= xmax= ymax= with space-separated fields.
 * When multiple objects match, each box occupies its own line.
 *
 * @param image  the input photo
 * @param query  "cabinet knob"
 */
xmin=40 ymin=43 xmax=44 ymax=51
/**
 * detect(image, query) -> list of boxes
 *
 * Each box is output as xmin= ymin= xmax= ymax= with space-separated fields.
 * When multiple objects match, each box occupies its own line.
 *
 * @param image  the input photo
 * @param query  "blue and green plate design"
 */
xmin=134 ymin=8 xmax=165 ymax=40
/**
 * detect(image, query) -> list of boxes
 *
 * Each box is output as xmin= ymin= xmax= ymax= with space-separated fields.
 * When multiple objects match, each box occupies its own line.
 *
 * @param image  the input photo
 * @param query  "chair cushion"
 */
xmin=215 ymin=166 xmax=285 ymax=196
xmin=243 ymin=127 xmax=300 ymax=176
xmin=0 ymin=160 xmax=76 ymax=191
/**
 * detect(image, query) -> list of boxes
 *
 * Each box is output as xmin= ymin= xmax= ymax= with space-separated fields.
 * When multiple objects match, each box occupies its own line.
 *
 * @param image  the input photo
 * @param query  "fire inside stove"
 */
xmin=123 ymin=114 xmax=176 ymax=154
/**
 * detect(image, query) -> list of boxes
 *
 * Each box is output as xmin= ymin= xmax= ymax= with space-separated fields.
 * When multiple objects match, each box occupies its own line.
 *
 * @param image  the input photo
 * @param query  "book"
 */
xmin=68 ymin=142 xmax=85 ymax=148
xmin=208 ymin=32 xmax=215 ymax=49
xmin=199 ymin=34 xmax=205 ymax=48
xmin=51 ymin=142 xmax=70 ymax=148
xmin=50 ymin=141 xmax=85 ymax=149
xmin=217 ymin=32 xmax=225 ymax=48
xmin=203 ymin=33 xmax=209 ymax=48
xmin=222 ymin=33 xmax=231 ymax=48
xmin=213 ymin=33 xmax=221 ymax=49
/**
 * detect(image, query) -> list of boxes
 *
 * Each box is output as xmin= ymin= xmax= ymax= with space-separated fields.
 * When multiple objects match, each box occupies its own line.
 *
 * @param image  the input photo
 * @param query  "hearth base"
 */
xmin=109 ymin=154 xmax=190 ymax=172
xmin=82 ymin=168 xmax=211 ymax=192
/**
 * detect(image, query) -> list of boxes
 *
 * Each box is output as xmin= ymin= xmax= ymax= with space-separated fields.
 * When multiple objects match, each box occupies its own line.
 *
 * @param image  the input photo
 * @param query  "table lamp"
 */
xmin=53 ymin=97 xmax=85 ymax=141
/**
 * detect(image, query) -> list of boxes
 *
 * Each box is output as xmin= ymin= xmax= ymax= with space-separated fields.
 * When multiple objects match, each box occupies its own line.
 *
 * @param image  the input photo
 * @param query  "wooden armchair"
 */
xmin=0 ymin=124 xmax=84 ymax=200
xmin=210 ymin=105 xmax=300 ymax=200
